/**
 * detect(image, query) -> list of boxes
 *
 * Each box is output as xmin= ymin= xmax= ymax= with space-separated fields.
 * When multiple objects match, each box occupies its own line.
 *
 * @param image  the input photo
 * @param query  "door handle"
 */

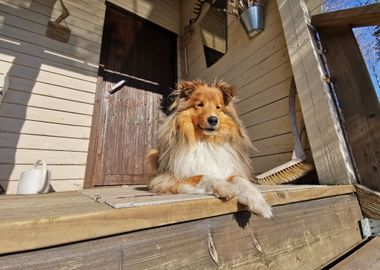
xmin=108 ymin=80 xmax=126 ymax=95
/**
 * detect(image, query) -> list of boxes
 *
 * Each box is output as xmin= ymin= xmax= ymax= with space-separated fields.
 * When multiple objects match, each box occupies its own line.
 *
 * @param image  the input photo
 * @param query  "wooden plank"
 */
xmin=246 ymin=111 xmax=303 ymax=141
xmin=252 ymin=149 xmax=313 ymax=174
xmin=237 ymin=78 xmax=292 ymax=115
xmin=9 ymin=76 xmax=96 ymax=100
xmin=276 ymin=0 xmax=357 ymax=184
xmin=240 ymin=97 xmax=300 ymax=128
xmin=0 ymin=117 xmax=91 ymax=138
xmin=0 ymin=184 xmax=355 ymax=254
xmin=0 ymin=164 xmax=86 ymax=181
xmin=253 ymin=132 xmax=310 ymax=157
xmin=0 ymin=37 xmax=98 ymax=74
xmin=0 ymin=148 xmax=87 ymax=164
xmin=230 ymin=47 xmax=291 ymax=89
xmin=0 ymin=62 xmax=96 ymax=92
xmin=0 ymin=132 xmax=89 ymax=151
xmin=84 ymin=75 xmax=104 ymax=189
xmin=0 ymin=194 xmax=362 ymax=269
xmin=0 ymin=24 xmax=100 ymax=63
xmin=3 ymin=90 xmax=93 ymax=115
xmin=317 ymin=27 xmax=380 ymax=191
xmin=0 ymin=103 xmax=93 ymax=126
xmin=236 ymin=62 xmax=293 ymax=101
xmin=331 ymin=238 xmax=380 ymax=270
xmin=1 ymin=180 xmax=84 ymax=194
xmin=355 ymin=184 xmax=380 ymax=220
xmin=0 ymin=49 xmax=97 ymax=81
xmin=311 ymin=4 xmax=380 ymax=28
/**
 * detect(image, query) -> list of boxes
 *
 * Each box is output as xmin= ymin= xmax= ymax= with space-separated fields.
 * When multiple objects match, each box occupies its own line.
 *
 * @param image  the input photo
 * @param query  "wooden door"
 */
xmin=85 ymin=3 xmax=177 ymax=187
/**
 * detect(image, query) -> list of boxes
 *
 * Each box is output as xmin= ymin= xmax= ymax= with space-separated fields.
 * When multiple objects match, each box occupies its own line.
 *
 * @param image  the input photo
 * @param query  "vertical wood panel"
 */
xmin=276 ymin=0 xmax=357 ymax=184
xmin=318 ymin=26 xmax=380 ymax=191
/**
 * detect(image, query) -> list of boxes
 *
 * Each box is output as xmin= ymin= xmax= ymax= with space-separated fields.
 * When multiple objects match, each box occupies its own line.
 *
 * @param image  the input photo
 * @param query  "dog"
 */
xmin=147 ymin=80 xmax=272 ymax=218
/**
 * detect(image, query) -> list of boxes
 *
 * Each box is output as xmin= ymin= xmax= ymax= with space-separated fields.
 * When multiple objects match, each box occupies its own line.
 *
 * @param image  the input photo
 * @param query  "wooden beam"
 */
xmin=276 ymin=0 xmax=357 ymax=184
xmin=356 ymin=184 xmax=380 ymax=219
xmin=0 ymin=185 xmax=355 ymax=254
xmin=311 ymin=4 xmax=380 ymax=28
xmin=331 ymin=238 xmax=380 ymax=270
xmin=317 ymin=27 xmax=380 ymax=191
xmin=0 ymin=195 xmax=363 ymax=270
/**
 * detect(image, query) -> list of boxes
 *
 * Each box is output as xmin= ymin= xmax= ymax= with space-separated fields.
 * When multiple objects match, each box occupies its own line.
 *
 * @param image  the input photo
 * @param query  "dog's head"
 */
xmin=172 ymin=80 xmax=237 ymax=136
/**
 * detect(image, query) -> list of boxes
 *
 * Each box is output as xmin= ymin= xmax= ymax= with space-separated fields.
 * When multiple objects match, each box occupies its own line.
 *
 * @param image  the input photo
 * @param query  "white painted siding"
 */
xmin=0 ymin=0 xmax=180 ymax=193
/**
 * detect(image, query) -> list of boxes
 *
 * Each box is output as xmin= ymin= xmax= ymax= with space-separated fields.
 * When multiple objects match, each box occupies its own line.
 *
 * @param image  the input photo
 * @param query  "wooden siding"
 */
xmin=0 ymin=0 xmax=180 ymax=193
xmin=180 ymin=0 xmax=313 ymax=174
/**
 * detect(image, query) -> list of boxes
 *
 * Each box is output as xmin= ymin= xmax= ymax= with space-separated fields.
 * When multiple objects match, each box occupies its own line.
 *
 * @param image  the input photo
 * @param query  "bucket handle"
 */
xmin=34 ymin=160 xmax=47 ymax=193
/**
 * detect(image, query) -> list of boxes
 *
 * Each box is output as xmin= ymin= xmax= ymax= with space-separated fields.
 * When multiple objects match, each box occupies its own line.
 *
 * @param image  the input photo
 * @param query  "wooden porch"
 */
xmin=1 ymin=184 xmax=377 ymax=269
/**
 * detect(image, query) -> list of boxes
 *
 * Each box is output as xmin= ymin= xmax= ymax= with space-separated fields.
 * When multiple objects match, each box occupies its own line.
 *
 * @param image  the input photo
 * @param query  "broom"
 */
xmin=255 ymin=78 xmax=314 ymax=185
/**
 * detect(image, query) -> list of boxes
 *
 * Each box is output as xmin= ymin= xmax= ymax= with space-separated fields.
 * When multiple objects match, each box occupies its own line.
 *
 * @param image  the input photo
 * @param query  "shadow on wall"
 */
xmin=0 ymin=0 xmax=101 ymax=193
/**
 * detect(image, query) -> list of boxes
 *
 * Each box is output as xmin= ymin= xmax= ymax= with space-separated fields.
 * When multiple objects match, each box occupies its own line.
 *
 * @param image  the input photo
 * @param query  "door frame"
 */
xmin=84 ymin=2 xmax=177 ymax=188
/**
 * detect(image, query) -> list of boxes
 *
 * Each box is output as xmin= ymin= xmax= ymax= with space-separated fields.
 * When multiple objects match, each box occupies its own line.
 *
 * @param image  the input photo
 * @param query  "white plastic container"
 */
xmin=17 ymin=160 xmax=51 ymax=194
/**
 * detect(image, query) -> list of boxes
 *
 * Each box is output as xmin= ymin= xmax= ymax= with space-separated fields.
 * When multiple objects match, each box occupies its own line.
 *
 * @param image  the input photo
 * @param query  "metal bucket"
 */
xmin=239 ymin=5 xmax=265 ymax=39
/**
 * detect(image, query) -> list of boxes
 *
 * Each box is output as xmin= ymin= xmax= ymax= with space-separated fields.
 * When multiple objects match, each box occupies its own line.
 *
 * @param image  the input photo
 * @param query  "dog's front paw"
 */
xmin=212 ymin=182 xmax=239 ymax=201
xmin=239 ymin=193 xmax=272 ymax=219
xmin=250 ymin=199 xmax=272 ymax=219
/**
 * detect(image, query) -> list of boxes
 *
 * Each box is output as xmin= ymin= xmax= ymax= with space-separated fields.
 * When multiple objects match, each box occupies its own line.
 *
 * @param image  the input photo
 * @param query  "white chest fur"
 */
xmin=172 ymin=142 xmax=243 ymax=180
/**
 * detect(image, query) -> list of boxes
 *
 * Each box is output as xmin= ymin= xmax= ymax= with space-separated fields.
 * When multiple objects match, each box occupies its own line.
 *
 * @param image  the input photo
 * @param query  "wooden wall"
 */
xmin=180 ymin=0 xmax=313 ymax=174
xmin=0 ymin=0 xmax=180 ymax=194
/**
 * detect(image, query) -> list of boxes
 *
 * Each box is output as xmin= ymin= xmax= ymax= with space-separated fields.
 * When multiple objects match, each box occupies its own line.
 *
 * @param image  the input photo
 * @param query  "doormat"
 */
xmin=82 ymin=186 xmax=214 ymax=209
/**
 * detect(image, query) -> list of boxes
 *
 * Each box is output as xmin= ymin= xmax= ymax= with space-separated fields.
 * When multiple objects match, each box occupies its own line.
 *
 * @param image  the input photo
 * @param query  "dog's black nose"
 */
xmin=207 ymin=116 xmax=218 ymax=126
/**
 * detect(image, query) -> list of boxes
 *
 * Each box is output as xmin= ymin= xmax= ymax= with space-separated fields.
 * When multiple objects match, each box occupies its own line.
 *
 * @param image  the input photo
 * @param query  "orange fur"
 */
xmin=147 ymin=80 xmax=272 ymax=218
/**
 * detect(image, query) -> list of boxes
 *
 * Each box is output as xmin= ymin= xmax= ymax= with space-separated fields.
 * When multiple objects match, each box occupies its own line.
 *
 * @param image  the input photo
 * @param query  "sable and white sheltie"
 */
xmin=147 ymin=80 xmax=272 ymax=218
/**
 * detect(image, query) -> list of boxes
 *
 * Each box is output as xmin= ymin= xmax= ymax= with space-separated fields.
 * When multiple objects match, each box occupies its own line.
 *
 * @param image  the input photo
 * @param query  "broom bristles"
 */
xmin=255 ymin=161 xmax=314 ymax=185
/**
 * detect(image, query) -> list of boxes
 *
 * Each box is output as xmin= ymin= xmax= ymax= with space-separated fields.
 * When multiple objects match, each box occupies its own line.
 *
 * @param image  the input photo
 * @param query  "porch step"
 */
xmin=329 ymin=237 xmax=380 ymax=270
xmin=0 ymin=185 xmax=364 ymax=269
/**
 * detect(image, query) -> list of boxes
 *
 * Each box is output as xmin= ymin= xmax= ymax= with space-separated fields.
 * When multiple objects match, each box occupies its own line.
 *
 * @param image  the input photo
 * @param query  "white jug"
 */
xmin=17 ymin=160 xmax=51 ymax=194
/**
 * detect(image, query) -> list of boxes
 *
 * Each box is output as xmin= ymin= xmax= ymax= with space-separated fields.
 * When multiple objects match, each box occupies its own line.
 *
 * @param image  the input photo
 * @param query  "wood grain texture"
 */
xmin=317 ymin=26 xmax=380 ymax=191
xmin=311 ymin=4 xmax=380 ymax=28
xmin=0 ymin=194 xmax=363 ymax=269
xmin=331 ymin=238 xmax=380 ymax=270
xmin=356 ymin=184 xmax=380 ymax=220
xmin=0 ymin=184 xmax=355 ymax=254
xmin=276 ymin=0 xmax=357 ymax=184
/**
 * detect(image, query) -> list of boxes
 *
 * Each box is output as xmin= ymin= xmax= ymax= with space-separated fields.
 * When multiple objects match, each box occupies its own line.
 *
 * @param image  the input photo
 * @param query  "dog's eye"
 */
xmin=216 ymin=105 xmax=221 ymax=109
xmin=195 ymin=103 xmax=204 ymax=108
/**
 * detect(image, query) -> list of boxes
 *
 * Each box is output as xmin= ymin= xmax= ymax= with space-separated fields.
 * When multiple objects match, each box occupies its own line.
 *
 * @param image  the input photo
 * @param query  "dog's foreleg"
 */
xmin=174 ymin=175 xmax=240 ymax=200
xmin=228 ymin=176 xmax=272 ymax=219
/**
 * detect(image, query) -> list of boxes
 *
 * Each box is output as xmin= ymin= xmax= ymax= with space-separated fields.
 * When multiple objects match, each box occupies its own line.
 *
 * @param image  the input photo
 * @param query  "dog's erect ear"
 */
xmin=176 ymin=80 xmax=197 ymax=99
xmin=216 ymin=81 xmax=236 ymax=105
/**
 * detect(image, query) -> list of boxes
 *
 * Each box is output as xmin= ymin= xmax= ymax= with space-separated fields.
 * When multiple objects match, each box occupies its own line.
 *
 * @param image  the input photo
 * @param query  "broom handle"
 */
xmin=289 ymin=78 xmax=306 ymax=160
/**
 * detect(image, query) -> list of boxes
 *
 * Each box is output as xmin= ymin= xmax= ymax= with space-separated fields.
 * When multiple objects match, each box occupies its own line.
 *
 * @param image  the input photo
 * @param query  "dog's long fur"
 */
xmin=147 ymin=80 xmax=272 ymax=218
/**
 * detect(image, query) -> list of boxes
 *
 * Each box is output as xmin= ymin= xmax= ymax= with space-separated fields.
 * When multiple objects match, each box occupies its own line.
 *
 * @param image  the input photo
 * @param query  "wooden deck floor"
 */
xmin=0 ymin=185 xmax=356 ymax=253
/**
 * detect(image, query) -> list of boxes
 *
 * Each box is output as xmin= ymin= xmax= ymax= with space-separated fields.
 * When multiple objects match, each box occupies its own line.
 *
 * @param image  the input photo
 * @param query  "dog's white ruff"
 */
xmin=172 ymin=141 xmax=244 ymax=180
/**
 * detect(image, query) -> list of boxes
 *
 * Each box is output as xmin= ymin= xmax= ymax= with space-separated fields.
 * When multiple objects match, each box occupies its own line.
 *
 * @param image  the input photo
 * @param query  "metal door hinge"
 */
xmin=360 ymin=218 xmax=380 ymax=238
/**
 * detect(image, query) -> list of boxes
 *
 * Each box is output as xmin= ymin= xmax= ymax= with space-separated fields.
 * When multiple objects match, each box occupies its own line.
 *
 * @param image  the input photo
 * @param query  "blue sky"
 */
xmin=323 ymin=0 xmax=380 ymax=100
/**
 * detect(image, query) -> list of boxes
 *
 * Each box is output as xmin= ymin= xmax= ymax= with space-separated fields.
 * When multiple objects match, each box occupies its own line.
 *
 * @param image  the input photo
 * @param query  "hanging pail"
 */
xmin=239 ymin=5 xmax=265 ymax=39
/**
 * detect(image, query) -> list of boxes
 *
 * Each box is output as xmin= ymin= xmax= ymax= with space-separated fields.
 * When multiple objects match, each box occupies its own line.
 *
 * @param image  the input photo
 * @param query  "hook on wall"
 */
xmin=46 ymin=0 xmax=71 ymax=43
